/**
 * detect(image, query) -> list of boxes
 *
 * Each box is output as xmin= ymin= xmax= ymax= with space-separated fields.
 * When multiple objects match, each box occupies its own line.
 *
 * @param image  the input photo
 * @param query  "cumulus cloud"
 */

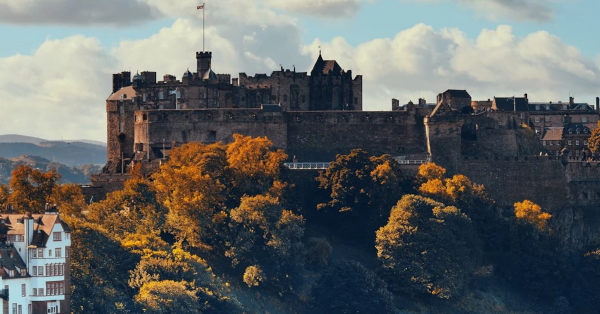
xmin=0 ymin=36 xmax=116 ymax=141
xmin=307 ymin=24 xmax=600 ymax=110
xmin=407 ymin=0 xmax=563 ymax=22
xmin=266 ymin=0 xmax=362 ymax=18
xmin=0 ymin=0 xmax=162 ymax=26
xmin=2 ymin=15 xmax=599 ymax=141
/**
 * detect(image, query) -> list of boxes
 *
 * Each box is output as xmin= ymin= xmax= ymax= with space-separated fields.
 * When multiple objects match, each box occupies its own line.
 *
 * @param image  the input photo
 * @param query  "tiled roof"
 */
xmin=0 ymin=247 xmax=26 ymax=277
xmin=0 ymin=214 xmax=68 ymax=247
xmin=542 ymin=127 xmax=564 ymax=141
xmin=311 ymin=54 xmax=343 ymax=76
xmin=107 ymin=85 xmax=136 ymax=101
xmin=563 ymin=123 xmax=596 ymax=135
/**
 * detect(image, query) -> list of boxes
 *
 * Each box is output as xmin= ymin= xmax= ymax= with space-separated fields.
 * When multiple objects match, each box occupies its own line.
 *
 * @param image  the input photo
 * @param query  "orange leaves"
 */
xmin=514 ymin=200 xmax=552 ymax=230
xmin=418 ymin=163 xmax=446 ymax=182
xmin=417 ymin=163 xmax=487 ymax=207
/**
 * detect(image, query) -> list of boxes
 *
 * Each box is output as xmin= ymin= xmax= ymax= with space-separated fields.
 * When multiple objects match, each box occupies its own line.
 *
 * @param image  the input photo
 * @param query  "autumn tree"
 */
xmin=587 ymin=122 xmax=600 ymax=154
xmin=0 ymin=184 xmax=8 ymax=209
xmin=135 ymin=281 xmax=201 ymax=314
xmin=375 ymin=195 xmax=480 ymax=298
xmin=8 ymin=165 xmax=61 ymax=213
xmin=312 ymin=261 xmax=396 ymax=314
xmin=227 ymin=194 xmax=305 ymax=290
xmin=48 ymin=183 xmax=86 ymax=218
xmin=514 ymin=200 xmax=552 ymax=231
xmin=87 ymin=178 xmax=166 ymax=237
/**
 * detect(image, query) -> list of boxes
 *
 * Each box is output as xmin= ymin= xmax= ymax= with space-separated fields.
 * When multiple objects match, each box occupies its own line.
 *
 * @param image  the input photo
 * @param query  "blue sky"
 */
xmin=0 ymin=0 xmax=599 ymax=141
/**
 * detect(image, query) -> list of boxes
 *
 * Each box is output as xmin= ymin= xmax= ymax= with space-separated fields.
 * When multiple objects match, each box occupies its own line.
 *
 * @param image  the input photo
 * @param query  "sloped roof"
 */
xmin=444 ymin=90 xmax=471 ymax=98
xmin=563 ymin=123 xmax=596 ymax=135
xmin=542 ymin=127 xmax=564 ymax=141
xmin=0 ymin=214 xmax=69 ymax=247
xmin=0 ymin=247 xmax=26 ymax=276
xmin=202 ymin=68 xmax=217 ymax=80
xmin=494 ymin=97 xmax=529 ymax=111
xmin=107 ymin=85 xmax=136 ymax=101
xmin=311 ymin=54 xmax=343 ymax=76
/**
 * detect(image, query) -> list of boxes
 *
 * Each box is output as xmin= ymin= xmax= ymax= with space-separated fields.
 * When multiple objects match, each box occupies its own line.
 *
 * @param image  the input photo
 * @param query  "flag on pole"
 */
xmin=197 ymin=4 xmax=204 ymax=9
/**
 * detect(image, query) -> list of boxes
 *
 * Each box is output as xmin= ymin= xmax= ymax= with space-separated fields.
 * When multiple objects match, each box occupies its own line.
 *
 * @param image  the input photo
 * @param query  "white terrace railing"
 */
xmin=284 ymin=155 xmax=430 ymax=170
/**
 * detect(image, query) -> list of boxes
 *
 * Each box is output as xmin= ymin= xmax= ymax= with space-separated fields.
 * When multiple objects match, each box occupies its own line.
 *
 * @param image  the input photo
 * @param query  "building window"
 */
xmin=543 ymin=141 xmax=546 ymax=146
xmin=158 ymin=91 xmax=164 ymax=100
xmin=17 ymin=305 xmax=21 ymax=314
xmin=576 ymin=150 xmax=580 ymax=157
xmin=38 ymin=266 xmax=43 ymax=276
xmin=59 ymin=282 xmax=64 ymax=295
xmin=33 ymin=267 xmax=37 ymax=276
xmin=38 ymin=249 xmax=43 ymax=258
xmin=563 ymin=105 xmax=568 ymax=110
xmin=535 ymin=117 xmax=540 ymax=122
xmin=576 ymin=140 xmax=580 ymax=146
xmin=48 ymin=250 xmax=52 ymax=257
xmin=53 ymin=232 xmax=61 ymax=241
xmin=21 ymin=284 xmax=25 ymax=297
xmin=32 ymin=288 xmax=37 ymax=296
xmin=585 ymin=140 xmax=588 ymax=146
xmin=55 ymin=248 xmax=61 ymax=258
xmin=65 ymin=246 xmax=70 ymax=258
xmin=545 ymin=116 xmax=551 ymax=122
xmin=32 ymin=249 xmax=37 ymax=258
xmin=536 ymin=105 xmax=540 ymax=110
xmin=28 ymin=305 xmax=31 ymax=314
xmin=568 ymin=140 xmax=572 ymax=145
xmin=546 ymin=105 xmax=551 ymax=110
xmin=38 ymin=288 xmax=43 ymax=296
xmin=583 ymin=116 xmax=588 ymax=122
xmin=12 ymin=303 xmax=15 ymax=314
xmin=556 ymin=141 xmax=560 ymax=145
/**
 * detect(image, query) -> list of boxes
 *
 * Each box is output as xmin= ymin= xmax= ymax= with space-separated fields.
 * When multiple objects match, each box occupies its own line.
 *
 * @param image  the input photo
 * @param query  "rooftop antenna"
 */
xmin=319 ymin=45 xmax=321 ymax=56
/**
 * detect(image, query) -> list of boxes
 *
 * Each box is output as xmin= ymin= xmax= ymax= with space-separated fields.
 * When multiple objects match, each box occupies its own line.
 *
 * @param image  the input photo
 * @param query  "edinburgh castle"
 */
xmin=91 ymin=49 xmax=600 ymax=246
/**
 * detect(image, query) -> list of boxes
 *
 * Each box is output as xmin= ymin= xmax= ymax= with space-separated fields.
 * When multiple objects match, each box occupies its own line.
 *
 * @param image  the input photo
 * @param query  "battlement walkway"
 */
xmin=284 ymin=156 xmax=431 ymax=170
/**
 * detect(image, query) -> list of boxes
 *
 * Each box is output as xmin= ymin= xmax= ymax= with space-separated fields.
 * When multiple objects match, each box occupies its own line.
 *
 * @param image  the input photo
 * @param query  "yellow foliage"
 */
xmin=514 ymin=200 xmax=552 ymax=230
xmin=418 ymin=163 xmax=446 ymax=181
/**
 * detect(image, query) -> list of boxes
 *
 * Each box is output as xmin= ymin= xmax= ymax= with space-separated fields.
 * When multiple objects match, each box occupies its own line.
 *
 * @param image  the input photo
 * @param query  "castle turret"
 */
xmin=196 ymin=51 xmax=212 ymax=78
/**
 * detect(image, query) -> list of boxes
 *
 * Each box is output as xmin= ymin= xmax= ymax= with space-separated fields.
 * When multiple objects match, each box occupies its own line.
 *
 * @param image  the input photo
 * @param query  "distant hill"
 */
xmin=0 ymin=155 xmax=102 ymax=185
xmin=0 ymin=141 xmax=106 ymax=167
xmin=0 ymin=134 xmax=47 ymax=144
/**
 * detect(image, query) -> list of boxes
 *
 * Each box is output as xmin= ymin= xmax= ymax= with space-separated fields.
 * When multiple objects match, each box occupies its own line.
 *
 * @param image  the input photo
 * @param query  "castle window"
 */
xmin=536 ymin=105 xmax=540 ymax=110
xmin=545 ymin=116 xmax=551 ymax=122
xmin=546 ymin=105 xmax=551 ymax=110
xmin=576 ymin=140 xmax=580 ymax=146
xmin=563 ymin=105 xmax=568 ymax=110
xmin=158 ymin=92 xmax=164 ymax=100
xmin=577 ymin=129 xmax=581 ymax=134
xmin=568 ymin=140 xmax=572 ymax=145
xmin=582 ymin=116 xmax=588 ymax=122
xmin=576 ymin=150 xmax=580 ymax=157
xmin=569 ymin=129 xmax=573 ymax=134
xmin=535 ymin=117 xmax=540 ymax=122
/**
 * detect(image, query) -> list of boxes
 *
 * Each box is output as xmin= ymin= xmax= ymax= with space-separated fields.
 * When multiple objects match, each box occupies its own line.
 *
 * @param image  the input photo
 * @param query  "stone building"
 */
xmin=104 ymin=50 xmax=362 ymax=174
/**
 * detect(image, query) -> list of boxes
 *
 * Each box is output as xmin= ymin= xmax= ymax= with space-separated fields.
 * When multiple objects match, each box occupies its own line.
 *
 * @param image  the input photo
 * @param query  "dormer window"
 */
xmin=569 ymin=129 xmax=573 ymax=134
xmin=583 ymin=117 xmax=588 ymax=123
xmin=577 ymin=129 xmax=581 ymax=134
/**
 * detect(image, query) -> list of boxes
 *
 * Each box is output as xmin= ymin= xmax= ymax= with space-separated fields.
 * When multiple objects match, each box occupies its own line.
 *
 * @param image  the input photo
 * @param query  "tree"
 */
xmin=0 ymin=184 xmax=8 ymax=209
xmin=587 ymin=122 xmax=600 ymax=154
xmin=135 ymin=280 xmax=200 ymax=314
xmin=227 ymin=194 xmax=305 ymax=289
xmin=8 ymin=165 xmax=60 ymax=213
xmin=87 ymin=178 xmax=167 ymax=237
xmin=68 ymin=218 xmax=139 ymax=313
xmin=312 ymin=261 xmax=396 ymax=314
xmin=317 ymin=149 xmax=406 ymax=241
xmin=375 ymin=195 xmax=480 ymax=298
xmin=48 ymin=183 xmax=86 ymax=218
xmin=514 ymin=200 xmax=552 ymax=231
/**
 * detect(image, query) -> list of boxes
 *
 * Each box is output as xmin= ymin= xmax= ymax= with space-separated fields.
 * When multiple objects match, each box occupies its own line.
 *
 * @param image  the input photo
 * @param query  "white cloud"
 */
xmin=1 ymin=16 xmax=599 ymax=141
xmin=404 ymin=0 xmax=565 ymax=22
xmin=0 ymin=0 xmax=162 ymax=26
xmin=266 ymin=0 xmax=362 ymax=18
xmin=307 ymin=24 xmax=600 ymax=110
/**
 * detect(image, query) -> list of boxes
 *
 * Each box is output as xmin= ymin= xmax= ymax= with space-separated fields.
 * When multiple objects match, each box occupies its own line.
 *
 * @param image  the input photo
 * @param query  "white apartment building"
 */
xmin=0 ymin=206 xmax=71 ymax=314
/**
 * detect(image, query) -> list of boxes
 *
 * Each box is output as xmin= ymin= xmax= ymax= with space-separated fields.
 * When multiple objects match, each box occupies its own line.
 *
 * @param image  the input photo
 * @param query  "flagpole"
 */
xmin=203 ymin=3 xmax=205 ymax=52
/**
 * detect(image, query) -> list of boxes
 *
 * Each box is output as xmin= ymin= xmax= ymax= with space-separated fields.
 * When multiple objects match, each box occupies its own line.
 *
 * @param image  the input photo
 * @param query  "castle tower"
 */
xmin=196 ymin=51 xmax=212 ymax=78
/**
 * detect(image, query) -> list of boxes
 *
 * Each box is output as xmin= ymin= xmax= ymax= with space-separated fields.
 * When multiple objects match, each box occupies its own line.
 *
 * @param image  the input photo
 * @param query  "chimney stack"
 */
xmin=569 ymin=96 xmax=574 ymax=107
xmin=524 ymin=93 xmax=528 ymax=100
xmin=392 ymin=99 xmax=400 ymax=111
xmin=596 ymin=97 xmax=599 ymax=111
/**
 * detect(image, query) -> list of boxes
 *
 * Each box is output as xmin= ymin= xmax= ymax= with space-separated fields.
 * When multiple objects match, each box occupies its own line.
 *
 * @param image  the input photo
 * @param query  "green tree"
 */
xmin=8 ymin=165 xmax=60 ymax=213
xmin=227 ymin=194 xmax=305 ymax=289
xmin=312 ymin=261 xmax=396 ymax=314
xmin=375 ymin=195 xmax=480 ymax=298
xmin=68 ymin=218 xmax=139 ymax=313
xmin=317 ymin=149 xmax=406 ymax=241
xmin=135 ymin=280 xmax=200 ymax=314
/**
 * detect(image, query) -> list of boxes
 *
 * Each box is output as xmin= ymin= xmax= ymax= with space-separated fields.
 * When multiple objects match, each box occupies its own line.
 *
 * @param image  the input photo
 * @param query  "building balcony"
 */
xmin=0 ymin=289 xmax=8 ymax=299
